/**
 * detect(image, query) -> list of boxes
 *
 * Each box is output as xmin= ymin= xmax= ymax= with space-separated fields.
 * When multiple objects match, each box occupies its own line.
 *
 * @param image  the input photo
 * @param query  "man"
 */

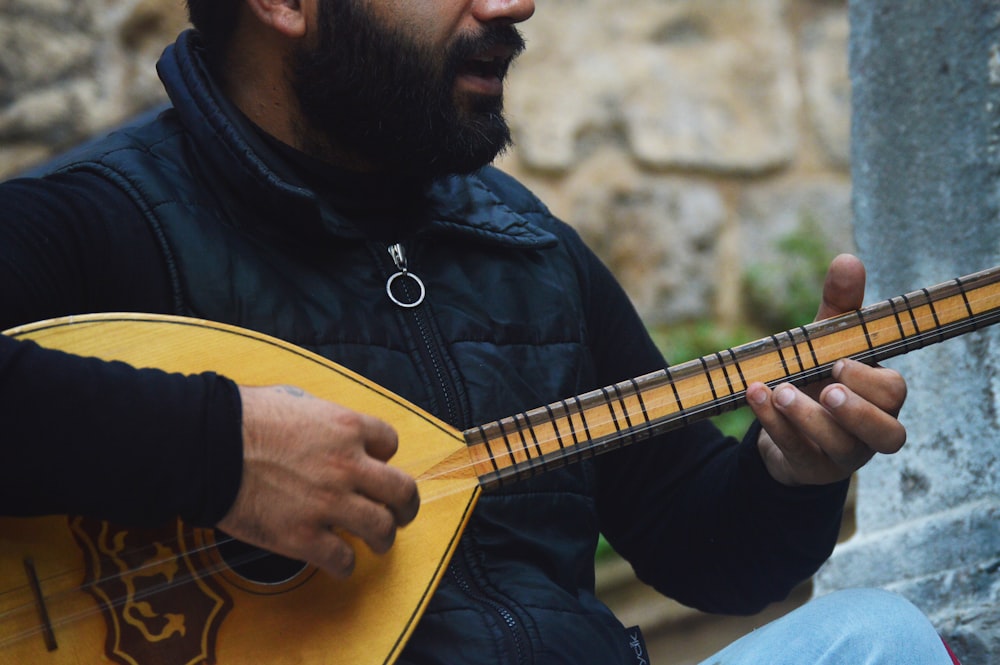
xmin=0 ymin=0 xmax=954 ymax=663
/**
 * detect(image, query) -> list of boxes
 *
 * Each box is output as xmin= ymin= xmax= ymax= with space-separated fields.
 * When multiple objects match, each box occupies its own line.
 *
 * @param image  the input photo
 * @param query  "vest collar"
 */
xmin=156 ymin=30 xmax=556 ymax=249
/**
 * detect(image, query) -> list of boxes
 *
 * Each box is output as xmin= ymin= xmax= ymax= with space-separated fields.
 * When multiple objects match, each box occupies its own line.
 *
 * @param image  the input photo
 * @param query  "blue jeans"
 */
xmin=698 ymin=589 xmax=953 ymax=664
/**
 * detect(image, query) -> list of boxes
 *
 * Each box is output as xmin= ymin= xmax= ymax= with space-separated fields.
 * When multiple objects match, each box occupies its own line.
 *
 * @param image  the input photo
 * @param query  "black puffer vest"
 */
xmin=48 ymin=31 xmax=642 ymax=664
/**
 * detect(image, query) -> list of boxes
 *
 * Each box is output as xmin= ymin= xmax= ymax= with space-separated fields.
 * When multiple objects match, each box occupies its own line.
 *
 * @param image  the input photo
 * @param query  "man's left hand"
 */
xmin=746 ymin=254 xmax=908 ymax=487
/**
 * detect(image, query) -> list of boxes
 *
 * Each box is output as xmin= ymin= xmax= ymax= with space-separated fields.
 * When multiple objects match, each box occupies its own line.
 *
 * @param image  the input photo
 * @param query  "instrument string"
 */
xmin=4 ymin=301 xmax=996 ymax=647
xmin=413 ymin=307 xmax=1000 ymax=492
xmin=0 ymin=530 xmax=268 ymax=647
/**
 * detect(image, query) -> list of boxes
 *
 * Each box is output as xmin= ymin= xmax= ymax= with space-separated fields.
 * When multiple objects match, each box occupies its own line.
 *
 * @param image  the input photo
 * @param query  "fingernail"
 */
xmin=825 ymin=386 xmax=846 ymax=408
xmin=832 ymin=359 xmax=844 ymax=379
xmin=748 ymin=385 xmax=767 ymax=405
xmin=775 ymin=385 xmax=796 ymax=407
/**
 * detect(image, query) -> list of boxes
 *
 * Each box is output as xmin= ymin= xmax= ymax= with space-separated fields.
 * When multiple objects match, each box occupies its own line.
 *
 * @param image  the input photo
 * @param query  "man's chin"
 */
xmin=387 ymin=152 xmax=499 ymax=180
xmin=439 ymin=134 xmax=511 ymax=176
xmin=315 ymin=108 xmax=511 ymax=180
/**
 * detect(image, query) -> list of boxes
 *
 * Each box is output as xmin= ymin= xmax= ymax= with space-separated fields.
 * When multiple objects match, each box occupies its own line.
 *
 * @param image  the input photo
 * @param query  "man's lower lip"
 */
xmin=456 ymin=73 xmax=503 ymax=96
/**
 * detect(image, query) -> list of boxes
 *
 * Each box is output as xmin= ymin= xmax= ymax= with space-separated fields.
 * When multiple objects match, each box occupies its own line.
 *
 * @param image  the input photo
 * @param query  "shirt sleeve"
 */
xmin=555 ymin=221 xmax=848 ymax=615
xmin=0 ymin=173 xmax=176 ymax=324
xmin=0 ymin=173 xmax=244 ymax=526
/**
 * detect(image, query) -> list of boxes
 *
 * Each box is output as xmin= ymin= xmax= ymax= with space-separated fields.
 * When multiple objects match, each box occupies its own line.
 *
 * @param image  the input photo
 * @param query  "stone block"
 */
xmin=0 ymin=0 xmax=183 ymax=170
xmin=561 ymin=148 xmax=726 ymax=323
xmin=801 ymin=10 xmax=851 ymax=168
xmin=853 ymin=330 xmax=1000 ymax=533
xmin=738 ymin=176 xmax=854 ymax=259
xmin=736 ymin=177 xmax=854 ymax=327
xmin=816 ymin=501 xmax=1000 ymax=662
xmin=0 ymin=79 xmax=100 ymax=145
xmin=0 ymin=17 xmax=95 ymax=102
xmin=507 ymin=0 xmax=799 ymax=174
xmin=816 ymin=500 xmax=1000 ymax=592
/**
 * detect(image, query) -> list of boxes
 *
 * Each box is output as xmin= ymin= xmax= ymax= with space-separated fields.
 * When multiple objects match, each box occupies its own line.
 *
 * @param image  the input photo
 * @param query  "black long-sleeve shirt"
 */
xmin=0 ymin=172 xmax=242 ymax=526
xmin=0 ymin=165 xmax=848 ymax=615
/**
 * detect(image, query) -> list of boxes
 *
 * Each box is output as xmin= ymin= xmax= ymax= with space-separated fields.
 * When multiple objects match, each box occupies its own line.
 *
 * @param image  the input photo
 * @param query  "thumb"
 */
xmin=815 ymin=254 xmax=866 ymax=321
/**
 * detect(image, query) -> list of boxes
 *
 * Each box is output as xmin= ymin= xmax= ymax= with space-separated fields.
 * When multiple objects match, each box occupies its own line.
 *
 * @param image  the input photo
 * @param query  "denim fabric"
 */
xmin=699 ymin=589 xmax=952 ymax=665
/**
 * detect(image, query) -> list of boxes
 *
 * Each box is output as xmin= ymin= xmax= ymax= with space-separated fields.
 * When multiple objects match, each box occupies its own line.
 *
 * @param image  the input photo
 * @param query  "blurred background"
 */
xmin=7 ymin=1 xmax=995 ymax=664
xmin=0 ymin=0 xmax=856 ymax=662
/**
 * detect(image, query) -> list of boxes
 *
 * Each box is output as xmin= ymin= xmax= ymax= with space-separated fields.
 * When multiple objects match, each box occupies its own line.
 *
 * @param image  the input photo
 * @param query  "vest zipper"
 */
xmin=451 ymin=544 xmax=530 ymax=664
xmin=380 ymin=242 xmax=529 ymax=662
xmin=386 ymin=242 xmax=426 ymax=308
xmin=380 ymin=241 xmax=462 ymax=427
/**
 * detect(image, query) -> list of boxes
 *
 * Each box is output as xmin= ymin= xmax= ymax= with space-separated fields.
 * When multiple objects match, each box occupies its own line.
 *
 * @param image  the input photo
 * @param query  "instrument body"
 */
xmin=2 ymin=264 xmax=1000 ymax=664
xmin=1 ymin=315 xmax=479 ymax=665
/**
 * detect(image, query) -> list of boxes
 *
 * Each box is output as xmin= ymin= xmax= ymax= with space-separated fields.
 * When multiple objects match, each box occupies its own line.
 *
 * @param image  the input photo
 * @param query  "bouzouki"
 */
xmin=2 ymin=265 xmax=1000 ymax=664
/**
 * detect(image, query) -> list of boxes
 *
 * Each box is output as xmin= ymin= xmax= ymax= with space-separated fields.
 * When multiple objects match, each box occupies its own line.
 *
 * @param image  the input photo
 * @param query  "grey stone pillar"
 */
xmin=814 ymin=2 xmax=1000 ymax=662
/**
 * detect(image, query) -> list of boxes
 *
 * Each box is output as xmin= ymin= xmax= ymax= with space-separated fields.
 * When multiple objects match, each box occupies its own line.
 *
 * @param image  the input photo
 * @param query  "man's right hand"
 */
xmin=216 ymin=385 xmax=420 ymax=578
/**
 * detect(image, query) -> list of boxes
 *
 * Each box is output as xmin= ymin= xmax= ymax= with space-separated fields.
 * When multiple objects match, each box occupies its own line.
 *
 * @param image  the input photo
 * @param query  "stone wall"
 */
xmin=1 ymin=0 xmax=856 ymax=330
xmin=815 ymin=2 xmax=1000 ymax=663
xmin=0 ymin=0 xmax=188 ymax=175
xmin=501 ymin=0 xmax=856 ymax=328
xmin=1 ymin=1 xmax=859 ymax=663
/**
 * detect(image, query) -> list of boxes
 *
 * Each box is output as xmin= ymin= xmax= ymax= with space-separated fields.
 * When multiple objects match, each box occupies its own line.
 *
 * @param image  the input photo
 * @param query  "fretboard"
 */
xmin=460 ymin=265 xmax=1000 ymax=490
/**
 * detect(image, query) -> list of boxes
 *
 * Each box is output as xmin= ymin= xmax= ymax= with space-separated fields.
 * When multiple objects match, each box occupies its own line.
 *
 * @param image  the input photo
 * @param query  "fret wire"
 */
xmin=477 ymin=425 xmax=502 ymax=476
xmin=529 ymin=405 xmax=566 ymax=448
xmin=515 ymin=411 xmax=543 ymax=460
xmin=599 ymin=387 xmax=623 ymax=441
xmin=612 ymin=384 xmax=635 ymax=431
xmin=887 ymin=297 xmax=910 ymax=352
xmin=629 ymin=377 xmax=652 ymax=424
xmin=922 ymin=288 xmax=944 ymax=344
xmin=714 ymin=351 xmax=735 ymax=398
xmin=464 ymin=277 xmax=1000 ymax=485
xmin=855 ymin=309 xmax=873 ymax=350
xmin=611 ymin=383 xmax=636 ymax=449
xmin=509 ymin=414 xmax=532 ymax=462
xmin=480 ymin=318 xmax=957 ymax=477
xmin=544 ymin=404 xmax=566 ymax=451
xmin=784 ymin=330 xmax=805 ymax=372
xmin=664 ymin=365 xmax=689 ymax=426
xmin=521 ymin=411 xmax=545 ymax=459
xmin=572 ymin=395 xmax=592 ymax=449
xmin=900 ymin=293 xmax=921 ymax=337
xmin=799 ymin=325 xmax=820 ymax=368
xmin=698 ymin=356 xmax=721 ymax=403
xmin=562 ymin=399 xmax=582 ymax=448
xmin=728 ymin=347 xmax=749 ymax=392
xmin=954 ymin=277 xmax=976 ymax=323
xmin=553 ymin=397 xmax=594 ymax=465
xmin=495 ymin=417 xmax=519 ymax=462
xmin=770 ymin=334 xmax=790 ymax=375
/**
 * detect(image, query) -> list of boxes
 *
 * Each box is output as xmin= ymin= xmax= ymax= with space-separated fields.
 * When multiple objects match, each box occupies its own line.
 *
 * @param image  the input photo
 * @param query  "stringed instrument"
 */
xmin=2 ymin=265 xmax=999 ymax=664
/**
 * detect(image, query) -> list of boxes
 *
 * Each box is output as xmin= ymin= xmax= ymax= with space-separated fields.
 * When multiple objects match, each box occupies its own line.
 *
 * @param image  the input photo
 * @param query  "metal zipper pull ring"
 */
xmin=386 ymin=243 xmax=426 ymax=308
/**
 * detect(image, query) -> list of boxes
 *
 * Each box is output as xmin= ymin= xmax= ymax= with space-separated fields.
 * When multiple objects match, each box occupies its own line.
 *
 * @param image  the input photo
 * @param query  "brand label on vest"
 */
xmin=625 ymin=625 xmax=650 ymax=665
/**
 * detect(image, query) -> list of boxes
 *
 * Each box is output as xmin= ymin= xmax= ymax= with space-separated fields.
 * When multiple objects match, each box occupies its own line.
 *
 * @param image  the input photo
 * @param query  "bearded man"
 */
xmin=0 ymin=1 xmax=956 ymax=663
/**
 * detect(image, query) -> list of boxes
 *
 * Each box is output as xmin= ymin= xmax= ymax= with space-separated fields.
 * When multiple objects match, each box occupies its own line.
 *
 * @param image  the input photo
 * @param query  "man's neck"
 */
xmin=219 ymin=39 xmax=299 ymax=150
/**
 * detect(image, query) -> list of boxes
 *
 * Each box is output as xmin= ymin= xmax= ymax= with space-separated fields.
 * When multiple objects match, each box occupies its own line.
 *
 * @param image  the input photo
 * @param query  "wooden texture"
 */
xmin=0 ymin=314 xmax=479 ymax=665
xmin=2 ymin=264 xmax=999 ymax=663
xmin=462 ymin=265 xmax=1000 ymax=489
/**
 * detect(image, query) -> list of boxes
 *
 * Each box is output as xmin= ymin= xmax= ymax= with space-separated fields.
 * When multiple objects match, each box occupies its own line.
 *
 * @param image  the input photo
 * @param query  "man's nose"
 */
xmin=471 ymin=0 xmax=536 ymax=26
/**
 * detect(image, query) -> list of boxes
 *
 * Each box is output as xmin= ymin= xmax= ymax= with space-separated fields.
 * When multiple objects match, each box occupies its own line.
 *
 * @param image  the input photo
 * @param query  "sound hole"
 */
xmin=214 ymin=531 xmax=307 ymax=585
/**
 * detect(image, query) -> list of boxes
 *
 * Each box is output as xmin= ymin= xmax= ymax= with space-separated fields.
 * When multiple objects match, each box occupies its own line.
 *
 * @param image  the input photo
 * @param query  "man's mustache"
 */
xmin=447 ymin=25 xmax=527 ymax=75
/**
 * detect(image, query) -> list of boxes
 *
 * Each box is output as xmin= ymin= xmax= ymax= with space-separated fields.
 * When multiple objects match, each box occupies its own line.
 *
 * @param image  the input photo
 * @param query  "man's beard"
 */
xmin=290 ymin=0 xmax=525 ymax=179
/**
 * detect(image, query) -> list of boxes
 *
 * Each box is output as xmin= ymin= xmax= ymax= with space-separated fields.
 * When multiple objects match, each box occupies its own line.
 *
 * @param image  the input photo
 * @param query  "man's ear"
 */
xmin=243 ymin=0 xmax=309 ymax=38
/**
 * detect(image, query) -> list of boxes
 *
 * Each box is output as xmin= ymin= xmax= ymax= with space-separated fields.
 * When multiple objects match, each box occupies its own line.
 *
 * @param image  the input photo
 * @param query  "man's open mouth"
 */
xmin=460 ymin=54 xmax=509 ymax=82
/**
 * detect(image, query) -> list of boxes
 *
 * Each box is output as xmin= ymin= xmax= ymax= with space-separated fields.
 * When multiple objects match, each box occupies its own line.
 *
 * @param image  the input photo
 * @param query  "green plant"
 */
xmin=742 ymin=212 xmax=833 ymax=331
xmin=596 ymin=220 xmax=835 ymax=563
xmin=649 ymin=320 xmax=759 ymax=438
xmin=595 ymin=321 xmax=758 ymax=564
